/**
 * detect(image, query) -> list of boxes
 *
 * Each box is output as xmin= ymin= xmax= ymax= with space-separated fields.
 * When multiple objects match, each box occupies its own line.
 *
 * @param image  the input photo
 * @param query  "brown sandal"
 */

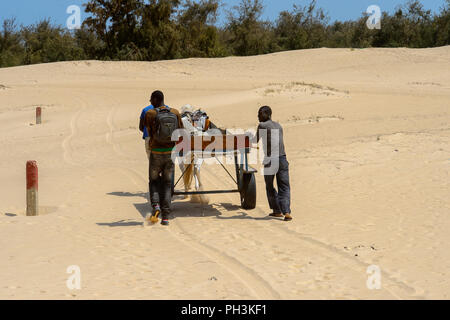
xmin=269 ymin=213 xmax=284 ymax=218
xmin=284 ymin=214 xmax=293 ymax=221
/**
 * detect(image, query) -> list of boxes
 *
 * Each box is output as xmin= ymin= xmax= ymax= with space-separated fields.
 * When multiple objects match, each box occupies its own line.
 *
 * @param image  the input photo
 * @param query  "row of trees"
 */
xmin=0 ymin=0 xmax=449 ymax=68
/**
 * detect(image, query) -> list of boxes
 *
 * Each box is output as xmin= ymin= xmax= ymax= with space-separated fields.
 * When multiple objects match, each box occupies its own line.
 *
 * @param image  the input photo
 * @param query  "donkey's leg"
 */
xmin=179 ymin=162 xmax=191 ymax=199
xmin=194 ymin=167 xmax=200 ymax=191
xmin=192 ymin=160 xmax=209 ymax=204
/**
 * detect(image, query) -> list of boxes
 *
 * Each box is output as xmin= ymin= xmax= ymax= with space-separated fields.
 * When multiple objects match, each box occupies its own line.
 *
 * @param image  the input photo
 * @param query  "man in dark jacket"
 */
xmin=143 ymin=91 xmax=184 ymax=226
xmin=256 ymin=106 xmax=292 ymax=222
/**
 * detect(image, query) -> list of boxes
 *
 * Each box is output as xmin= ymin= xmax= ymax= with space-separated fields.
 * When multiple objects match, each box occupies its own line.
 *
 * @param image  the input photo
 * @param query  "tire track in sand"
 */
xmin=61 ymin=93 xmax=93 ymax=167
xmin=166 ymin=159 xmax=282 ymax=299
xmin=62 ymin=108 xmax=83 ymax=166
xmin=106 ymin=106 xmax=134 ymax=160
xmin=254 ymin=200 xmax=420 ymax=299
xmin=169 ymin=220 xmax=281 ymax=299
xmin=104 ymin=105 xmax=150 ymax=203
xmin=140 ymin=170 xmax=280 ymax=299
xmin=201 ymin=163 xmax=422 ymax=299
xmin=107 ymin=158 xmax=279 ymax=299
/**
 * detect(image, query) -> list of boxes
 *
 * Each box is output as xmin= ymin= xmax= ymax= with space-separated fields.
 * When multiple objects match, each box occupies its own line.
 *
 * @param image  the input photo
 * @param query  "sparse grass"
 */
xmin=409 ymin=82 xmax=441 ymax=86
xmin=263 ymin=81 xmax=350 ymax=96
xmin=289 ymin=114 xmax=344 ymax=123
xmin=264 ymin=88 xmax=276 ymax=95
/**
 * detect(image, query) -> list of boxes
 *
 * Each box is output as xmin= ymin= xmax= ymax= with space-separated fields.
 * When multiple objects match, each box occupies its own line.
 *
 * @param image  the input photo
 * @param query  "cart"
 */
xmin=172 ymin=134 xmax=257 ymax=210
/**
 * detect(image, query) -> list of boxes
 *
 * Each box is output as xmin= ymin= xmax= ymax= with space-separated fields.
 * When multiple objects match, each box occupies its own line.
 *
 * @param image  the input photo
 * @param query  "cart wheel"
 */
xmin=240 ymin=172 xmax=256 ymax=210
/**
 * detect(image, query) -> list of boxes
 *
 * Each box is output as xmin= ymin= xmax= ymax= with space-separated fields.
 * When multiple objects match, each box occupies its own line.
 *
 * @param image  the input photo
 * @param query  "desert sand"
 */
xmin=0 ymin=47 xmax=449 ymax=300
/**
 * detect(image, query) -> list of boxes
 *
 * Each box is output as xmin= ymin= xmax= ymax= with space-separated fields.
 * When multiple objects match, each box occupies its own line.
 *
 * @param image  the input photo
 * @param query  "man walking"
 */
xmin=143 ymin=91 xmax=183 ymax=226
xmin=256 ymin=106 xmax=292 ymax=222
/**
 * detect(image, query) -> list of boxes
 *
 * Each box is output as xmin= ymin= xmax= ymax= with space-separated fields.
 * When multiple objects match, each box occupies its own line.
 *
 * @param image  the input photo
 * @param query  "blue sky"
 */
xmin=0 ymin=0 xmax=446 ymax=28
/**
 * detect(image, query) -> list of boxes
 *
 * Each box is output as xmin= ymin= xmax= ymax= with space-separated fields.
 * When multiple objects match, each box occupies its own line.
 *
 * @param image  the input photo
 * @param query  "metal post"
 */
xmin=36 ymin=107 xmax=42 ymax=125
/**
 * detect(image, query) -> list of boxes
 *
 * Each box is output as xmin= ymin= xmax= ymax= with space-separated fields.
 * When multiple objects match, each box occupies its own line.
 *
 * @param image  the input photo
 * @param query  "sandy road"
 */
xmin=1 ymin=47 xmax=449 ymax=299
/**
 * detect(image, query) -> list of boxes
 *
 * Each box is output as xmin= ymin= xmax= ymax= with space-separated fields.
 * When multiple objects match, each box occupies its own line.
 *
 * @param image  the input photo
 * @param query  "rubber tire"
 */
xmin=240 ymin=173 xmax=256 ymax=210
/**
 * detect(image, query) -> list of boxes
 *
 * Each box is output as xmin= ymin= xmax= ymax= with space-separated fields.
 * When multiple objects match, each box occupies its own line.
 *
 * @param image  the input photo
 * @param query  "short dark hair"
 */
xmin=151 ymin=90 xmax=164 ymax=103
xmin=259 ymin=106 xmax=272 ymax=119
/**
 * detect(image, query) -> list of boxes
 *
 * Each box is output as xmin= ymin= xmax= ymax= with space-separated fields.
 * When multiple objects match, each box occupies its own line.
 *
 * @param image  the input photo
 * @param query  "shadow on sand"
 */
xmin=107 ymin=191 xmax=148 ymax=200
xmin=4 ymin=213 xmax=17 ymax=217
xmin=97 ymin=220 xmax=144 ymax=227
xmin=97 ymin=191 xmax=277 ymax=227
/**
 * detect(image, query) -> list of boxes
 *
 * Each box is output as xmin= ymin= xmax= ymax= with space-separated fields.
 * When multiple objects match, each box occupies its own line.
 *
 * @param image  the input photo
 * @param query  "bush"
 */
xmin=0 ymin=19 xmax=25 ymax=67
xmin=0 ymin=0 xmax=448 ymax=68
xmin=21 ymin=19 xmax=85 ymax=64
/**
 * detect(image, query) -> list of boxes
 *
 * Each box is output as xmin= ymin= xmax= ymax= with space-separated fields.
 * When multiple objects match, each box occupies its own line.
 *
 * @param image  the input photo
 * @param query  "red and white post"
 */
xmin=26 ymin=161 xmax=39 ymax=216
xmin=36 ymin=107 xmax=42 ymax=125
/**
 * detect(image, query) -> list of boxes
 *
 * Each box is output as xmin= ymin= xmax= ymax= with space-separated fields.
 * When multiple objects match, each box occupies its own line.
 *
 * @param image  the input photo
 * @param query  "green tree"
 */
xmin=373 ymin=1 xmax=434 ymax=47
xmin=402 ymin=0 xmax=435 ymax=47
xmin=1 ymin=0 xmax=449 ymax=69
xmin=177 ymin=0 xmax=224 ymax=57
xmin=434 ymin=0 xmax=450 ymax=46
xmin=21 ymin=19 xmax=84 ymax=65
xmin=138 ymin=0 xmax=182 ymax=61
xmin=371 ymin=10 xmax=407 ymax=47
xmin=74 ymin=25 xmax=104 ymax=59
xmin=224 ymin=0 xmax=276 ymax=56
xmin=350 ymin=14 xmax=376 ymax=48
xmin=84 ymin=0 xmax=143 ymax=58
xmin=275 ymin=0 xmax=328 ymax=50
xmin=326 ymin=21 xmax=357 ymax=48
xmin=0 ymin=19 xmax=24 ymax=67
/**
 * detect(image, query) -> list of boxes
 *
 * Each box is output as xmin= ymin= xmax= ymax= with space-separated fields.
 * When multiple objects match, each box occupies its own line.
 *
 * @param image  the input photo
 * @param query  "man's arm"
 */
xmin=139 ymin=109 xmax=147 ymax=133
xmin=176 ymin=111 xmax=184 ymax=129
xmin=251 ymin=124 xmax=261 ymax=143
xmin=144 ymin=110 xmax=155 ymax=139
xmin=139 ymin=116 xmax=145 ymax=133
xmin=245 ymin=125 xmax=260 ymax=149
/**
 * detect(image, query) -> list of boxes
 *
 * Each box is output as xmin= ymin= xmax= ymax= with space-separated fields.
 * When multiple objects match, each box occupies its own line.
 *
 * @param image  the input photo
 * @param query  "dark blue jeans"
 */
xmin=264 ymin=155 xmax=291 ymax=214
xmin=149 ymin=153 xmax=174 ymax=215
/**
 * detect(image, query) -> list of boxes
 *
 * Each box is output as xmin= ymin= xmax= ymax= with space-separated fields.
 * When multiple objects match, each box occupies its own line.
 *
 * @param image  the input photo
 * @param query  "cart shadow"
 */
xmin=117 ymin=201 xmax=224 ymax=223
xmin=171 ymin=201 xmax=223 ymax=219
xmin=106 ymin=191 xmax=185 ymax=217
xmin=172 ymin=202 xmax=274 ymax=221
xmin=102 ymin=191 xmax=274 ymax=227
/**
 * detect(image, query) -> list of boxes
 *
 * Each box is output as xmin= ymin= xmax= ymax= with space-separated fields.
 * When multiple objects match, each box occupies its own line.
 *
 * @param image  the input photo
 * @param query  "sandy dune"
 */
xmin=0 ymin=47 xmax=449 ymax=299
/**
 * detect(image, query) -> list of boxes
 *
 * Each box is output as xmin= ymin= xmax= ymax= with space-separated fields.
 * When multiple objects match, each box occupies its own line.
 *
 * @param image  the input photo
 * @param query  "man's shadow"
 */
xmin=99 ymin=181 xmax=273 ymax=227
xmin=107 ymin=191 xmax=148 ymax=199
xmin=97 ymin=220 xmax=144 ymax=227
xmin=99 ymin=187 xmax=223 ymax=227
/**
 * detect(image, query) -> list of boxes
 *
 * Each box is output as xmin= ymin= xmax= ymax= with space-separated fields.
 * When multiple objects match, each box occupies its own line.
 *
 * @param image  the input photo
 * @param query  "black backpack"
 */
xmin=154 ymin=107 xmax=179 ymax=144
